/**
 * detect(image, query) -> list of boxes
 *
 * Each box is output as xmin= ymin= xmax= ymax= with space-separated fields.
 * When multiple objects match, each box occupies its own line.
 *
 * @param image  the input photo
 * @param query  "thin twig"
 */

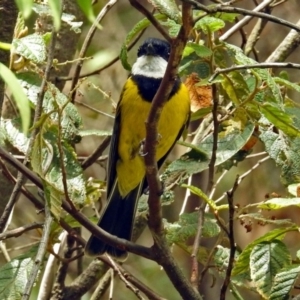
xmin=129 ymin=0 xmax=171 ymax=42
xmin=56 ymin=27 xmax=146 ymax=82
xmin=21 ymin=199 xmax=53 ymax=300
xmin=209 ymin=62 xmax=300 ymax=82
xmin=107 ymin=255 xmax=145 ymax=300
xmin=215 ymin=155 xmax=270 ymax=203
xmin=220 ymin=176 xmax=238 ymax=300
xmin=184 ymin=0 xmax=300 ymax=33
xmin=219 ymin=0 xmax=274 ymax=41
xmin=193 ymin=82 xmax=220 ymax=287
xmin=81 ymin=136 xmax=111 ymax=170
xmin=90 ymin=269 xmax=112 ymax=300
xmin=0 ymin=222 xmax=44 ymax=241
xmin=0 ymin=146 xmax=153 ymax=259
xmin=141 ymin=2 xmax=202 ymax=299
xmin=70 ymin=0 xmax=118 ymax=103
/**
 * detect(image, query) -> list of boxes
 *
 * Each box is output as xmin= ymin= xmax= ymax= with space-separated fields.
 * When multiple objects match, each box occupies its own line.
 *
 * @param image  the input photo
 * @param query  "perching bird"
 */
xmin=85 ymin=37 xmax=190 ymax=259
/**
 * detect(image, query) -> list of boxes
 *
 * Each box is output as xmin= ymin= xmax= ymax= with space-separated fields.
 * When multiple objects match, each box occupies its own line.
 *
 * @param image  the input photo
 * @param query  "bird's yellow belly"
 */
xmin=116 ymin=79 xmax=189 ymax=197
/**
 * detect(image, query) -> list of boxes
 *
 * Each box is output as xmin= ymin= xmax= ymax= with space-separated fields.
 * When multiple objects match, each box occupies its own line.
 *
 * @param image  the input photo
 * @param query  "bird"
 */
xmin=85 ymin=37 xmax=190 ymax=259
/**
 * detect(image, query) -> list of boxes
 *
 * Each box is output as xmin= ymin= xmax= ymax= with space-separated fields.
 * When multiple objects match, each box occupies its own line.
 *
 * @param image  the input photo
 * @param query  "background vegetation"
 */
xmin=1 ymin=0 xmax=300 ymax=299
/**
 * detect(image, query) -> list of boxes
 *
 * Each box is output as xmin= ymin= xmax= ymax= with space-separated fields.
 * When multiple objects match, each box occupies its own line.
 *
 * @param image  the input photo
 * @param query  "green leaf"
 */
xmin=182 ymin=185 xmax=220 ymax=210
xmin=274 ymin=77 xmax=300 ymax=93
xmin=0 ymin=247 xmax=37 ymax=299
xmin=225 ymin=43 xmax=282 ymax=103
xmin=167 ymin=122 xmax=255 ymax=176
xmin=0 ymin=63 xmax=30 ymax=134
xmin=43 ymin=180 xmax=63 ymax=219
xmin=184 ymin=42 xmax=212 ymax=58
xmin=269 ymin=265 xmax=300 ymax=300
xmin=260 ymin=103 xmax=300 ymax=138
xmin=12 ymin=34 xmax=46 ymax=63
xmin=2 ymin=118 xmax=29 ymax=153
xmin=190 ymin=107 xmax=212 ymax=121
xmin=250 ymin=240 xmax=291 ymax=298
xmin=260 ymin=126 xmax=300 ymax=185
xmin=17 ymin=73 xmax=82 ymax=140
xmin=48 ymin=0 xmax=62 ymax=31
xmin=15 ymin=0 xmax=34 ymax=18
xmin=148 ymin=0 xmax=181 ymax=23
xmin=195 ymin=16 xmax=225 ymax=33
xmin=160 ymin=19 xmax=181 ymax=38
xmin=258 ymin=198 xmax=300 ymax=210
xmin=232 ymin=227 xmax=297 ymax=276
xmin=166 ymin=212 xmax=220 ymax=246
xmin=31 ymin=126 xmax=86 ymax=214
xmin=76 ymin=0 xmax=96 ymax=24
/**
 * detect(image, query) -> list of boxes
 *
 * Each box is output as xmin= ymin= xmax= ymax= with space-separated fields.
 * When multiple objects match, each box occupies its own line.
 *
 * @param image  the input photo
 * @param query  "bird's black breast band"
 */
xmin=131 ymin=75 xmax=181 ymax=102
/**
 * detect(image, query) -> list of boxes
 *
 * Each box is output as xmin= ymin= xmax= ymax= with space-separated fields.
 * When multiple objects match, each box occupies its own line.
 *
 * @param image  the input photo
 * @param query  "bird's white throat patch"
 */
xmin=131 ymin=55 xmax=168 ymax=78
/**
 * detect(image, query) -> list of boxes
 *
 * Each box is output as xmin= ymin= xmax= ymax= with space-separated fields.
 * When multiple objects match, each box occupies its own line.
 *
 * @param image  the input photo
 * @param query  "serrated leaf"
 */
xmin=31 ymin=127 xmax=86 ymax=211
xmin=160 ymin=19 xmax=181 ymax=38
xmin=260 ymin=128 xmax=300 ymax=185
xmin=12 ymin=34 xmax=46 ymax=63
xmin=17 ymin=73 xmax=82 ymax=140
xmin=48 ymin=0 xmax=62 ymax=31
xmin=0 ymin=63 xmax=30 ymax=134
xmin=258 ymin=198 xmax=300 ymax=210
xmin=274 ymin=77 xmax=300 ymax=93
xmin=15 ymin=0 xmax=34 ymax=19
xmin=182 ymin=185 xmax=219 ymax=210
xmin=195 ymin=16 xmax=225 ymax=33
xmin=120 ymin=14 xmax=166 ymax=71
xmin=43 ymin=180 xmax=62 ymax=219
xmin=0 ymin=247 xmax=37 ymax=299
xmin=260 ymin=103 xmax=300 ymax=138
xmin=250 ymin=240 xmax=290 ymax=298
xmin=2 ymin=118 xmax=29 ymax=153
xmin=166 ymin=212 xmax=220 ymax=246
xmin=225 ymin=43 xmax=282 ymax=103
xmin=214 ymin=245 xmax=231 ymax=270
xmin=166 ymin=122 xmax=255 ymax=176
xmin=269 ymin=265 xmax=300 ymax=300
xmin=148 ymin=0 xmax=180 ymax=23
xmin=232 ymin=227 xmax=297 ymax=276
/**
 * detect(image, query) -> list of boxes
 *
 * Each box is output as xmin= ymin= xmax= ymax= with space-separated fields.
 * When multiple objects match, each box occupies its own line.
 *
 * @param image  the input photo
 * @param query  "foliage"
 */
xmin=1 ymin=0 xmax=300 ymax=299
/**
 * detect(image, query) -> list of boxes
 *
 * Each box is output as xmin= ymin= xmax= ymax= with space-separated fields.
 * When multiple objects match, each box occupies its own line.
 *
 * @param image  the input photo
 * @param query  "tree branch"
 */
xmin=184 ymin=0 xmax=300 ymax=33
xmin=141 ymin=2 xmax=202 ymax=299
xmin=0 ymin=146 xmax=153 ymax=259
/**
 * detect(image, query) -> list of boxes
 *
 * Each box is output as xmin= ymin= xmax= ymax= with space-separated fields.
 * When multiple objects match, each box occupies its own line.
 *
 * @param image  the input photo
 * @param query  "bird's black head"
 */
xmin=137 ymin=38 xmax=170 ymax=62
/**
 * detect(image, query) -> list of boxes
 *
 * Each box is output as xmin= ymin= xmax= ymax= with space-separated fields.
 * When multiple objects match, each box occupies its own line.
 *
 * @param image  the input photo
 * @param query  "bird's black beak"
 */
xmin=145 ymin=42 xmax=155 ymax=56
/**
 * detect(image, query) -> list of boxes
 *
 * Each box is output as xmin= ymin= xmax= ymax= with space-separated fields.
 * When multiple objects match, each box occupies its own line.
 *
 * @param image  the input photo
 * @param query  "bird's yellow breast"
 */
xmin=116 ymin=77 xmax=190 ymax=197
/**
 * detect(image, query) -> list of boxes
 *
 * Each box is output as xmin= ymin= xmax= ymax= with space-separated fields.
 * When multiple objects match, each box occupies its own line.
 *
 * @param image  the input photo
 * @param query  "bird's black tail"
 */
xmin=85 ymin=180 xmax=143 ymax=259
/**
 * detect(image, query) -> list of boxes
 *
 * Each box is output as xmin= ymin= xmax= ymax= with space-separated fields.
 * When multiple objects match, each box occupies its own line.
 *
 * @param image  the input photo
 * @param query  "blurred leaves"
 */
xmin=0 ymin=247 xmax=37 ymax=299
xmin=0 ymin=63 xmax=31 ymax=133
